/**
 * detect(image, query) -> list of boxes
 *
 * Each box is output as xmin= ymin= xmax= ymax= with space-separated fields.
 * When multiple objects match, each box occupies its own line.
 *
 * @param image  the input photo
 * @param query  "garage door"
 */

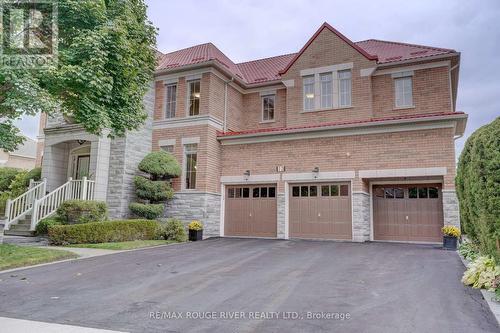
xmin=373 ymin=184 xmax=443 ymax=242
xmin=289 ymin=183 xmax=352 ymax=240
xmin=224 ymin=184 xmax=277 ymax=237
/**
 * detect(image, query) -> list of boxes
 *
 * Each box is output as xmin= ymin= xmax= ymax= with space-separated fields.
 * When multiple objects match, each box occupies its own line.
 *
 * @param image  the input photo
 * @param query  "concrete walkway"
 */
xmin=47 ymin=246 xmax=118 ymax=258
xmin=0 ymin=316 xmax=126 ymax=333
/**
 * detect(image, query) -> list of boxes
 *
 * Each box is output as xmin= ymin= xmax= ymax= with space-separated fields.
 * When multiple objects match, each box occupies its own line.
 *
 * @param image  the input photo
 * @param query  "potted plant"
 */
xmin=442 ymin=225 xmax=461 ymax=250
xmin=188 ymin=220 xmax=203 ymax=241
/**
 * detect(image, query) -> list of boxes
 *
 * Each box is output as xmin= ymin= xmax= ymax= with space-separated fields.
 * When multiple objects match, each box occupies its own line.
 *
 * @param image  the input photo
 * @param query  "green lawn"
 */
xmin=0 ymin=244 xmax=77 ymax=271
xmin=65 ymin=240 xmax=177 ymax=250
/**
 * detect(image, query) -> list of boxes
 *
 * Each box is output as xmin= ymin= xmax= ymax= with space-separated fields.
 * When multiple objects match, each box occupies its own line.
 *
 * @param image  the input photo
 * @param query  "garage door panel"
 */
xmin=374 ymin=184 xmax=443 ymax=242
xmin=225 ymin=184 xmax=277 ymax=238
xmin=289 ymin=182 xmax=352 ymax=240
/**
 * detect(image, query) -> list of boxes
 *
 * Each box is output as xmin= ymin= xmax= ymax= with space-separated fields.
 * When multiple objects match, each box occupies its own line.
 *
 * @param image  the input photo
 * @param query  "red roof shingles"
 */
xmin=156 ymin=24 xmax=457 ymax=85
xmin=217 ymin=112 xmax=465 ymax=138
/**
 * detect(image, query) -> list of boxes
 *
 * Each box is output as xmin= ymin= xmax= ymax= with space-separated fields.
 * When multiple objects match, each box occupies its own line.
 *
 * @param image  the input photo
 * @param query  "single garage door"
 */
xmin=224 ymin=184 xmax=277 ymax=237
xmin=373 ymin=184 xmax=443 ymax=242
xmin=289 ymin=183 xmax=352 ymax=240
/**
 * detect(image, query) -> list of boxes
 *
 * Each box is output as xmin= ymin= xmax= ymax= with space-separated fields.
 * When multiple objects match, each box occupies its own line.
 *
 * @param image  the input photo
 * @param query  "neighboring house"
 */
xmin=32 ymin=22 xmax=466 ymax=243
xmin=0 ymin=136 xmax=37 ymax=170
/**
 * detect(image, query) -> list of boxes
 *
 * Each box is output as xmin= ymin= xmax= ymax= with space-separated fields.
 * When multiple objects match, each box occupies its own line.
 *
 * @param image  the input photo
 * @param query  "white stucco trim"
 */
xmin=185 ymin=73 xmax=202 ymax=81
xmin=220 ymin=183 xmax=225 ymax=237
xmin=284 ymin=183 xmax=290 ymax=239
xmin=220 ymin=174 xmax=280 ymax=184
xmin=181 ymin=137 xmax=200 ymax=145
xmin=153 ymin=115 xmax=223 ymax=130
xmin=373 ymin=60 xmax=450 ymax=76
xmin=282 ymin=79 xmax=295 ymax=88
xmin=163 ymin=78 xmax=178 ymax=85
xmin=359 ymin=167 xmax=447 ymax=179
xmin=360 ymin=67 xmax=376 ymax=77
xmin=282 ymin=171 xmax=355 ymax=182
xmin=158 ymin=139 xmax=176 ymax=147
xmin=300 ymin=62 xmax=353 ymax=76
xmin=260 ymin=90 xmax=276 ymax=96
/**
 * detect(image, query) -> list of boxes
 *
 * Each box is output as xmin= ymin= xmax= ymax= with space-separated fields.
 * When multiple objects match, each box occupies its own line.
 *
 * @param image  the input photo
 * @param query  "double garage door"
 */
xmin=224 ymin=182 xmax=351 ymax=240
xmin=225 ymin=182 xmax=444 ymax=243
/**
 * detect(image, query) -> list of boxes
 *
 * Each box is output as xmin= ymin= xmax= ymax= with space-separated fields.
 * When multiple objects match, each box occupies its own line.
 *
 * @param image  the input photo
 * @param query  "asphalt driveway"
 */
xmin=0 ymin=238 xmax=498 ymax=332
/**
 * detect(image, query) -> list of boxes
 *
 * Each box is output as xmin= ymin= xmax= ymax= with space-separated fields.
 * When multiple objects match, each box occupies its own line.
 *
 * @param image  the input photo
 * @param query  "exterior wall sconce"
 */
xmin=244 ymin=170 xmax=250 ymax=181
xmin=312 ymin=166 xmax=319 ymax=178
xmin=77 ymin=140 xmax=86 ymax=145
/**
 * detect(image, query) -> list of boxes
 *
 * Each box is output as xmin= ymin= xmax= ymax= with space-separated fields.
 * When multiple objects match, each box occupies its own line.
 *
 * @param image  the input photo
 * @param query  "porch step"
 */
xmin=17 ymin=218 xmax=31 ymax=225
xmin=4 ymin=229 xmax=35 ymax=237
xmin=9 ymin=223 xmax=31 ymax=232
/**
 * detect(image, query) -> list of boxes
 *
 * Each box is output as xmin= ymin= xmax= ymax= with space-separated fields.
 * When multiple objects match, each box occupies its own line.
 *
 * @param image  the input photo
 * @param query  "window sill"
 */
xmin=300 ymin=106 xmax=353 ymax=114
xmin=393 ymin=105 xmax=415 ymax=110
xmin=259 ymin=120 xmax=276 ymax=124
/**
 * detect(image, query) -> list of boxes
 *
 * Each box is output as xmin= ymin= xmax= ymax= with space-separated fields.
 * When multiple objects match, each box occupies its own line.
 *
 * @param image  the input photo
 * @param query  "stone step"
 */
xmin=4 ymin=229 xmax=35 ymax=237
xmin=9 ymin=223 xmax=31 ymax=231
xmin=17 ymin=219 xmax=31 ymax=225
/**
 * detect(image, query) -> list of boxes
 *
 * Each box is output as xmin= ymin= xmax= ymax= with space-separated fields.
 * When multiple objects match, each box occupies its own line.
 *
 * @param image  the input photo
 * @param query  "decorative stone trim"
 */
xmin=442 ymin=190 xmax=460 ymax=228
xmin=277 ymin=193 xmax=286 ymax=239
xmin=352 ymin=192 xmax=370 ymax=242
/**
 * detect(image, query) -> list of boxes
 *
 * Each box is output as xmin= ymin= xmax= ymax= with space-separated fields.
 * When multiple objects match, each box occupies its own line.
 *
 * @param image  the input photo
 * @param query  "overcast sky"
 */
xmin=16 ymin=0 xmax=500 ymax=156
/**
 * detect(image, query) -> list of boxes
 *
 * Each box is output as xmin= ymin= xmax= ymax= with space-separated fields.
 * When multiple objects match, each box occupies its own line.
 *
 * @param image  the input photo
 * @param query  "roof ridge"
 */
xmin=360 ymin=38 xmax=455 ymax=52
xmin=161 ymin=42 xmax=213 ymax=56
xmin=236 ymin=52 xmax=297 ymax=65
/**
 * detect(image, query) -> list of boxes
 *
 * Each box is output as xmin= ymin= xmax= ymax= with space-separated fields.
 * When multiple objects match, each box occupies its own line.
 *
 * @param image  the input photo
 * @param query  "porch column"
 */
xmin=41 ymin=143 xmax=69 ymax=192
xmin=90 ymin=134 xmax=111 ymax=201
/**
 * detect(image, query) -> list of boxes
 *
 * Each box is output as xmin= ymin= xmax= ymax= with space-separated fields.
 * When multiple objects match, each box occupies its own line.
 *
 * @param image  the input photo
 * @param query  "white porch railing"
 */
xmin=4 ymin=179 xmax=47 ymax=230
xmin=30 ymin=177 xmax=95 ymax=230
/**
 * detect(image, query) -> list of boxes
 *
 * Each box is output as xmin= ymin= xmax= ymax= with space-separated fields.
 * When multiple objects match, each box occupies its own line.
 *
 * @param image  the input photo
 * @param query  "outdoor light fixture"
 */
xmin=244 ymin=170 xmax=250 ymax=180
xmin=312 ymin=166 xmax=319 ymax=178
xmin=77 ymin=140 xmax=86 ymax=145
xmin=305 ymin=93 xmax=314 ymax=99
xmin=193 ymin=92 xmax=201 ymax=98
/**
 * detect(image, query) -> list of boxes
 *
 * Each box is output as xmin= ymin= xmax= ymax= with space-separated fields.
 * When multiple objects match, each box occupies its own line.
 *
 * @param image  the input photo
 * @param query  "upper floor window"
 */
xmin=262 ymin=95 xmax=275 ymax=122
xmin=303 ymin=75 xmax=315 ymax=111
xmin=165 ymin=84 xmax=177 ymax=119
xmin=188 ymin=80 xmax=200 ymax=116
xmin=184 ymin=143 xmax=197 ymax=189
xmin=394 ymin=74 xmax=413 ymax=108
xmin=320 ymin=73 xmax=333 ymax=109
xmin=338 ymin=70 xmax=352 ymax=107
xmin=160 ymin=145 xmax=174 ymax=153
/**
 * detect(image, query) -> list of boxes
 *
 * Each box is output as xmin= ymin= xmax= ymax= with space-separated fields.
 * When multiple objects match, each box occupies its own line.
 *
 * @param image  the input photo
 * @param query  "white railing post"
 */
xmin=4 ymin=199 xmax=12 ymax=230
xmin=81 ymin=177 xmax=88 ymax=200
xmin=29 ymin=178 xmax=34 ymax=189
xmin=42 ymin=178 xmax=47 ymax=196
xmin=30 ymin=199 xmax=39 ymax=231
xmin=65 ymin=177 xmax=72 ymax=200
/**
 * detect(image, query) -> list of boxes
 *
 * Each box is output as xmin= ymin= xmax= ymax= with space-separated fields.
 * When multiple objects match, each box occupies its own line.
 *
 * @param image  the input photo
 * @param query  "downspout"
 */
xmin=223 ymin=77 xmax=234 ymax=133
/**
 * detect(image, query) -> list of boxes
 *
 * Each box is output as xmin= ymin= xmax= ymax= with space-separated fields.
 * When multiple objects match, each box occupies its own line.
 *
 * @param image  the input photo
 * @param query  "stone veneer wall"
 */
xmin=352 ymin=192 xmax=370 ymax=242
xmin=106 ymin=83 xmax=154 ymax=218
xmin=442 ymin=190 xmax=460 ymax=228
xmin=163 ymin=192 xmax=221 ymax=238
xmin=277 ymin=193 xmax=286 ymax=239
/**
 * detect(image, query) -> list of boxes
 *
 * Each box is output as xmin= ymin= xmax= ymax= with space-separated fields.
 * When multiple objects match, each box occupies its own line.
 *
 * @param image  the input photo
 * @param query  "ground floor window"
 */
xmin=184 ymin=144 xmax=197 ymax=189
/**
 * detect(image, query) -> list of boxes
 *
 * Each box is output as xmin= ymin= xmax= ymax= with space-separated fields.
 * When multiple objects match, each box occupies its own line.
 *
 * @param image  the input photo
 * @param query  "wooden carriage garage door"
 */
xmin=289 ymin=183 xmax=352 ymax=240
xmin=373 ymin=184 xmax=443 ymax=242
xmin=224 ymin=184 xmax=277 ymax=237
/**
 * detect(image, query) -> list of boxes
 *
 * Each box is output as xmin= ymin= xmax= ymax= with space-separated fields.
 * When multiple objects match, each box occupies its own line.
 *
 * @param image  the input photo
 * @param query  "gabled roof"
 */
xmin=356 ymin=39 xmax=456 ymax=64
xmin=155 ymin=23 xmax=458 ymax=86
xmin=279 ymin=22 xmax=378 ymax=75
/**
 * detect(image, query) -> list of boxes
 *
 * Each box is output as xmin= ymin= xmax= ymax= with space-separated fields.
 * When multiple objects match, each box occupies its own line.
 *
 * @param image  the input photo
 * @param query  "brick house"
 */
xmin=25 ymin=22 xmax=465 ymax=242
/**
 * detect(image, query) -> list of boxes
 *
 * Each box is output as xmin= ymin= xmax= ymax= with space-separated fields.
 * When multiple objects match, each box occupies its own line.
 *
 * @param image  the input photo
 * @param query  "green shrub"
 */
xmin=48 ymin=219 xmax=162 ymax=245
xmin=35 ymin=217 xmax=63 ymax=236
xmin=462 ymin=256 xmax=500 ymax=290
xmin=0 ymin=167 xmax=20 ymax=192
xmin=57 ymin=200 xmax=108 ymax=224
xmin=133 ymin=176 xmax=174 ymax=202
xmin=129 ymin=202 xmax=163 ymax=220
xmin=138 ymin=151 xmax=181 ymax=180
xmin=26 ymin=167 xmax=41 ymax=183
xmin=0 ymin=192 xmax=10 ymax=217
xmin=459 ymin=241 xmax=480 ymax=261
xmin=161 ymin=218 xmax=187 ymax=242
xmin=456 ymin=117 xmax=500 ymax=261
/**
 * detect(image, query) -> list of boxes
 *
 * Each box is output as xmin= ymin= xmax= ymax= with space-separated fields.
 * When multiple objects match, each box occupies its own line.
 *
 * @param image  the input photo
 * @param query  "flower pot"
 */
xmin=189 ymin=229 xmax=203 ymax=241
xmin=443 ymin=235 xmax=458 ymax=250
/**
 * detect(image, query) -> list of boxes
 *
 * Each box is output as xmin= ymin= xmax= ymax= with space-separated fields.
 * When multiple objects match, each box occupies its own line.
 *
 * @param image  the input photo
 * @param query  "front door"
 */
xmin=75 ymin=155 xmax=90 ymax=180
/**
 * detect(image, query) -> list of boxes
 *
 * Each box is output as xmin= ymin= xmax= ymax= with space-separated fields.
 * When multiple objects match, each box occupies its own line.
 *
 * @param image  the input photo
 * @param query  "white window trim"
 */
xmin=394 ymin=75 xmax=414 ymax=109
xmin=182 ymin=143 xmax=198 ymax=190
xmin=164 ymin=83 xmax=177 ymax=119
xmin=158 ymin=139 xmax=176 ymax=147
xmin=261 ymin=94 xmax=276 ymax=123
xmin=186 ymin=79 xmax=201 ymax=117
xmin=181 ymin=137 xmax=200 ymax=145
xmin=302 ymin=69 xmax=354 ymax=112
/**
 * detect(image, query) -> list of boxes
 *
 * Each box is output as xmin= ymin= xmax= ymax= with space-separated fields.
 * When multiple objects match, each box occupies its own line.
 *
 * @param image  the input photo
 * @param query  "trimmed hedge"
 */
xmin=138 ymin=151 xmax=181 ymax=180
xmin=35 ymin=217 xmax=63 ymax=236
xmin=48 ymin=219 xmax=162 ymax=245
xmin=133 ymin=176 xmax=174 ymax=202
xmin=456 ymin=117 xmax=500 ymax=261
xmin=129 ymin=202 xmax=163 ymax=220
xmin=57 ymin=200 xmax=108 ymax=224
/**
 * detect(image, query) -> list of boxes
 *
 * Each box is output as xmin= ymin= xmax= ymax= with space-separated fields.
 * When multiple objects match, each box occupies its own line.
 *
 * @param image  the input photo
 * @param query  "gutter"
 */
xmin=218 ymin=113 xmax=468 ymax=141
xmin=376 ymin=52 xmax=460 ymax=68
